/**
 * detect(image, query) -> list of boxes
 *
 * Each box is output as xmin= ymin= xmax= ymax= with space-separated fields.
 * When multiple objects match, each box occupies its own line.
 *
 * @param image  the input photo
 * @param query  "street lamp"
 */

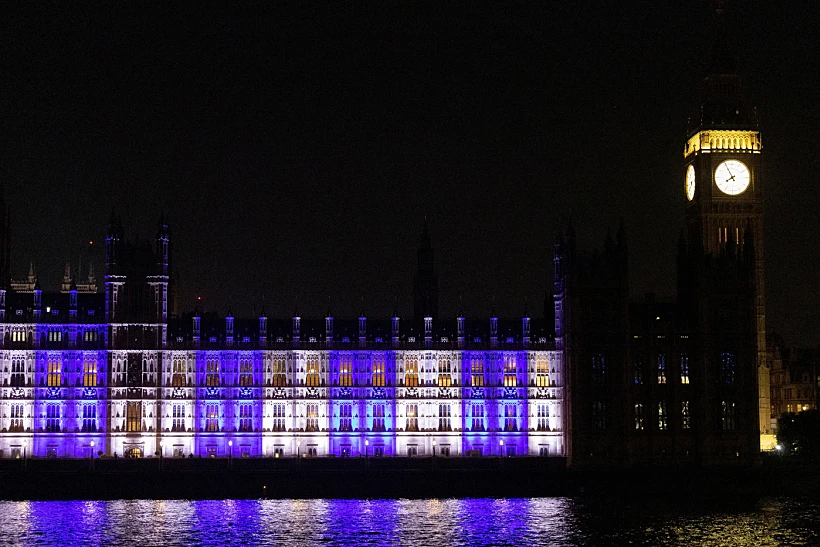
xmin=228 ymin=440 xmax=233 ymax=470
xmin=90 ymin=440 xmax=95 ymax=471
xmin=297 ymin=440 xmax=301 ymax=458
xmin=500 ymin=439 xmax=504 ymax=457
xmin=432 ymin=439 xmax=436 ymax=457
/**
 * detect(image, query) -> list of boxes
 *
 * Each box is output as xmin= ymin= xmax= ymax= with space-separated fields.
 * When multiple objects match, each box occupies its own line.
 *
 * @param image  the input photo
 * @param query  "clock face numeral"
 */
xmin=714 ymin=160 xmax=750 ymax=195
xmin=686 ymin=165 xmax=695 ymax=201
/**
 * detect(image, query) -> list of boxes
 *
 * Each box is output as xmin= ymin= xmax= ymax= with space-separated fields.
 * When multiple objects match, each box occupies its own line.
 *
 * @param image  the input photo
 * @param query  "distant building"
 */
xmin=769 ymin=335 xmax=819 ymax=430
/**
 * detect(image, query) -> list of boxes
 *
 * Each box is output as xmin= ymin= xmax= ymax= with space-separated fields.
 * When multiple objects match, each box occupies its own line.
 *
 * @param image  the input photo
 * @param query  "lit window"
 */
xmin=339 ymin=355 xmax=353 ymax=387
xmin=83 ymin=355 xmax=97 ymax=387
xmin=127 ymin=402 xmax=142 ymax=432
xmin=271 ymin=356 xmax=286 ymax=387
xmin=405 ymin=355 xmax=419 ymax=387
xmin=470 ymin=355 xmax=484 ymax=387
xmin=634 ymin=403 xmax=645 ymax=430
xmin=406 ymin=404 xmax=418 ymax=432
xmin=206 ymin=359 xmax=220 ymax=386
xmin=720 ymin=352 xmax=736 ymax=385
xmin=658 ymin=400 xmax=668 ymax=431
xmin=47 ymin=357 xmax=61 ymax=387
xmin=680 ymin=353 xmax=690 ymax=385
xmin=306 ymin=357 xmax=320 ymax=387
xmin=657 ymin=354 xmax=667 ymax=385
xmin=438 ymin=355 xmax=452 ymax=387
xmin=205 ymin=403 xmax=219 ymax=432
xmin=172 ymin=404 xmax=186 ymax=432
xmin=504 ymin=355 xmax=517 ymax=387
xmin=372 ymin=355 xmax=385 ymax=387
xmin=536 ymin=355 xmax=550 ymax=387
xmin=681 ymin=400 xmax=691 ymax=430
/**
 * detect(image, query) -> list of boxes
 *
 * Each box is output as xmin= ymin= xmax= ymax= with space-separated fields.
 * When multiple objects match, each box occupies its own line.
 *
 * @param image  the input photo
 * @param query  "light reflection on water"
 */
xmin=1 ymin=497 xmax=816 ymax=546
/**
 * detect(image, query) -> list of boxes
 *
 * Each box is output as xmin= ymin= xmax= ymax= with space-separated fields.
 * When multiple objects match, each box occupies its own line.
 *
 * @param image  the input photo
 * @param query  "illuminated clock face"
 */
xmin=686 ymin=165 xmax=695 ymax=201
xmin=714 ymin=160 xmax=750 ymax=195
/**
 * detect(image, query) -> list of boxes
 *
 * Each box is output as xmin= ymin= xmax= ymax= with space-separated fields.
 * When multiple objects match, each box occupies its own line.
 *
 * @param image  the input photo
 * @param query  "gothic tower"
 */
xmin=413 ymin=218 xmax=439 ymax=321
xmin=683 ymin=2 xmax=768 ymax=437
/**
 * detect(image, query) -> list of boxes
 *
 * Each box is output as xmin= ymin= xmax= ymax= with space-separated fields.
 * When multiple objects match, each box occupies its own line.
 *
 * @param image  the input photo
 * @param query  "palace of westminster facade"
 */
xmin=0 ymin=11 xmax=770 ymax=466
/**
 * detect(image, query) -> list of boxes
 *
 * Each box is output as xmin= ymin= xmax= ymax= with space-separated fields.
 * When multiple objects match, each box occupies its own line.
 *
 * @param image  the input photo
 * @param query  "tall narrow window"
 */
xmin=658 ymin=400 xmax=668 ymax=431
xmin=657 ymin=354 xmax=667 ymax=385
xmin=238 ymin=404 xmax=252 ymax=431
xmin=537 ymin=404 xmax=550 ymax=431
xmin=205 ymin=403 xmax=218 ymax=432
xmin=373 ymin=404 xmax=386 ymax=432
xmin=372 ymin=355 xmax=385 ymax=387
xmin=681 ymin=400 xmax=691 ymax=430
xmin=127 ymin=402 xmax=141 ymax=432
xmin=45 ymin=404 xmax=61 ymax=432
xmin=634 ymin=403 xmax=645 ymax=430
xmin=405 ymin=355 xmax=419 ymax=387
xmin=680 ymin=353 xmax=690 ymax=385
xmin=536 ymin=355 xmax=550 ymax=387
xmin=272 ymin=357 xmax=286 ymax=387
xmin=339 ymin=403 xmax=352 ymax=431
xmin=720 ymin=352 xmax=736 ymax=385
xmin=504 ymin=404 xmax=518 ymax=431
xmin=471 ymin=403 xmax=485 ymax=431
xmin=173 ymin=358 xmax=186 ymax=387
xmin=592 ymin=353 xmax=606 ymax=384
xmin=721 ymin=400 xmax=736 ymax=430
xmin=470 ymin=355 xmax=484 ymax=387
xmin=339 ymin=355 xmax=353 ymax=387
xmin=306 ymin=404 xmax=319 ymax=431
xmin=47 ymin=357 xmax=61 ymax=387
xmin=11 ymin=358 xmax=25 ymax=386
xmin=10 ymin=404 xmax=24 ymax=432
xmin=306 ymin=357 xmax=320 ymax=387
xmin=206 ymin=358 xmax=220 ymax=387
xmin=239 ymin=357 xmax=253 ymax=387
xmin=438 ymin=355 xmax=452 ymax=387
xmin=82 ymin=405 xmax=97 ymax=432
xmin=503 ymin=355 xmax=517 ymax=387
xmin=406 ymin=404 xmax=418 ymax=432
xmin=83 ymin=355 xmax=98 ymax=387
xmin=438 ymin=404 xmax=451 ymax=431
xmin=172 ymin=404 xmax=186 ymax=432
xmin=272 ymin=403 xmax=286 ymax=432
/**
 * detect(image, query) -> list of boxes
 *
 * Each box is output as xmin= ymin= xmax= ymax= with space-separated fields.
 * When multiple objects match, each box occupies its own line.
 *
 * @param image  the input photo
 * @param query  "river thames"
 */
xmin=0 ymin=496 xmax=816 ymax=546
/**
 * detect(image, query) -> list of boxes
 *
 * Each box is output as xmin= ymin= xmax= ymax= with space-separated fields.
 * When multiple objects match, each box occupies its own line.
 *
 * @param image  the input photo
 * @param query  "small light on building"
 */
xmin=46 ymin=307 xmax=51 ymax=313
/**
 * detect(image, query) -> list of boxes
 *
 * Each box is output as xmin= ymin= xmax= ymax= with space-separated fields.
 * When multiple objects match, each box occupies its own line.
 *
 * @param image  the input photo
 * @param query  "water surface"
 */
xmin=1 ymin=496 xmax=817 ymax=546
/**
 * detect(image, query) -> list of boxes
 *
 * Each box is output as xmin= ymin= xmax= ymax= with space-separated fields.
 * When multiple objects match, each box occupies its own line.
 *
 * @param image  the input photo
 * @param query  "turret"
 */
xmin=156 ymin=214 xmax=170 ymax=276
xmin=225 ymin=309 xmax=234 ymax=346
xmin=33 ymin=278 xmax=42 ymax=321
xmin=424 ymin=314 xmax=432 ymax=348
xmin=292 ymin=306 xmax=301 ymax=346
xmin=522 ymin=302 xmax=531 ymax=348
xmin=456 ymin=299 xmax=465 ymax=349
xmin=325 ymin=300 xmax=334 ymax=344
xmin=391 ymin=303 xmax=400 ymax=348
xmin=490 ymin=305 xmax=498 ymax=349
xmin=259 ymin=306 xmax=268 ymax=347
xmin=193 ymin=308 xmax=201 ymax=347
xmin=69 ymin=278 xmax=78 ymax=322
xmin=358 ymin=304 xmax=367 ymax=346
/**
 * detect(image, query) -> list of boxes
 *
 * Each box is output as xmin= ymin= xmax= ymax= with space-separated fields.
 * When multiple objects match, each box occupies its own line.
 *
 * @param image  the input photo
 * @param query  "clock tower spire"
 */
xmin=683 ymin=0 xmax=769 ymax=440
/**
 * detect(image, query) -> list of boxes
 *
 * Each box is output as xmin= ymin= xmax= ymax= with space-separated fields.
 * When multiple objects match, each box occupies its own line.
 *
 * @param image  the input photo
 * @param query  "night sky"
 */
xmin=2 ymin=2 xmax=818 ymax=346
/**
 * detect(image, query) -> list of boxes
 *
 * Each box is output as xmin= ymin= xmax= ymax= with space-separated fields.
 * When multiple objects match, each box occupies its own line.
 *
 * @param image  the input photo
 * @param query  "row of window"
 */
xmin=591 ymin=399 xmax=737 ymax=432
xmin=590 ymin=351 xmax=736 ymax=386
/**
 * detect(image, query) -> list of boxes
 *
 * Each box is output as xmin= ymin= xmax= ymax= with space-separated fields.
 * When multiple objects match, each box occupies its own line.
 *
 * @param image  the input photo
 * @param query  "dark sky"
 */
xmin=2 ymin=2 xmax=818 ymax=346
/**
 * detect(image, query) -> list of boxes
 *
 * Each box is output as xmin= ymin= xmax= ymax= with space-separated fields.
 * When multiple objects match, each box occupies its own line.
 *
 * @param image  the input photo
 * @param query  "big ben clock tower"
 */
xmin=684 ymin=2 xmax=769 ymax=440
